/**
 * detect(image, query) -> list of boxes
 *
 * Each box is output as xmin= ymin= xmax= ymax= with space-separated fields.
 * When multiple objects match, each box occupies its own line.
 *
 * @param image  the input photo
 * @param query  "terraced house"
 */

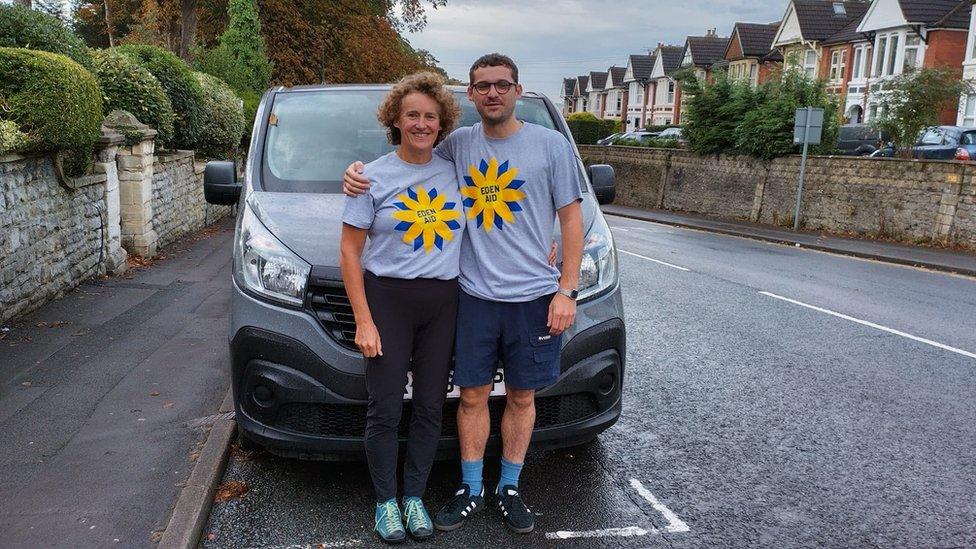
xmin=586 ymin=70 xmax=608 ymax=117
xmin=573 ymin=75 xmax=589 ymax=113
xmin=856 ymin=0 xmax=971 ymax=124
xmin=772 ymin=0 xmax=870 ymax=79
xmin=560 ymin=77 xmax=577 ymax=116
xmin=725 ymin=21 xmax=784 ymax=86
xmin=649 ymin=44 xmax=685 ymax=125
xmin=603 ymin=66 xmax=628 ymax=122
xmin=622 ymin=53 xmax=656 ymax=131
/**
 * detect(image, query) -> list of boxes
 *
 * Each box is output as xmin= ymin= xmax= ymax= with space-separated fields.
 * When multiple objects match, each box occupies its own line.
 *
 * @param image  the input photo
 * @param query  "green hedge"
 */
xmin=193 ymin=72 xmax=246 ymax=158
xmin=0 ymin=119 xmax=28 ymax=155
xmin=567 ymin=112 xmax=620 ymax=145
xmin=614 ymin=137 xmax=679 ymax=148
xmin=0 ymin=47 xmax=102 ymax=174
xmin=0 ymin=5 xmax=92 ymax=69
xmin=116 ymin=44 xmax=206 ymax=149
xmin=92 ymin=49 xmax=175 ymax=144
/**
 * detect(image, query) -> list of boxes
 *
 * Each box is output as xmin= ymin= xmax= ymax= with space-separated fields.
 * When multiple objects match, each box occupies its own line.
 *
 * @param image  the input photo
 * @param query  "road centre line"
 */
xmin=618 ymin=249 xmax=691 ymax=272
xmin=759 ymin=291 xmax=976 ymax=360
xmin=545 ymin=479 xmax=689 ymax=540
xmin=609 ymin=226 xmax=630 ymax=232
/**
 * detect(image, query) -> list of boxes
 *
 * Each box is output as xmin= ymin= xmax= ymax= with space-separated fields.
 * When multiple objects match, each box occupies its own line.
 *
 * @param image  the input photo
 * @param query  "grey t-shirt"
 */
xmin=436 ymin=122 xmax=583 ymax=302
xmin=342 ymin=151 xmax=463 ymax=280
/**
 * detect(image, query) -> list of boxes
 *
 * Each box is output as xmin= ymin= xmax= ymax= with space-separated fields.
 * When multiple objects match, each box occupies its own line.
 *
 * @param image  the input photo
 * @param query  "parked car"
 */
xmin=872 ymin=125 xmax=976 ymax=160
xmin=596 ymin=131 xmax=625 ymax=145
xmin=836 ymin=124 xmax=890 ymax=156
xmin=203 ymin=85 xmax=626 ymax=459
xmin=655 ymin=127 xmax=686 ymax=147
xmin=614 ymin=130 xmax=660 ymax=145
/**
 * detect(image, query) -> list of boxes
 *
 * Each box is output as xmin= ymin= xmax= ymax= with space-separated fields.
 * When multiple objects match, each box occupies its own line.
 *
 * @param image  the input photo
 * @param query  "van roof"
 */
xmin=271 ymin=83 xmax=543 ymax=98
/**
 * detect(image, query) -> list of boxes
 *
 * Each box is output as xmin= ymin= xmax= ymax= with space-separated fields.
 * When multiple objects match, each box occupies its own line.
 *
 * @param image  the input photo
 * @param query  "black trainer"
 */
xmin=433 ymin=485 xmax=485 ymax=531
xmin=495 ymin=485 xmax=534 ymax=533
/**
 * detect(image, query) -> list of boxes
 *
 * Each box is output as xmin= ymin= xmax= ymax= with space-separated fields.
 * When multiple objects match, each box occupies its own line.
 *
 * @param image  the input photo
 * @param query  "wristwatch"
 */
xmin=557 ymin=287 xmax=579 ymax=300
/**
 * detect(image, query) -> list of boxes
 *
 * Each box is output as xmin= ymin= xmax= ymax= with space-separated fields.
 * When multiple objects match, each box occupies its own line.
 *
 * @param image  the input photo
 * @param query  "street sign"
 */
xmin=793 ymin=107 xmax=823 ymax=145
xmin=792 ymin=106 xmax=823 ymax=230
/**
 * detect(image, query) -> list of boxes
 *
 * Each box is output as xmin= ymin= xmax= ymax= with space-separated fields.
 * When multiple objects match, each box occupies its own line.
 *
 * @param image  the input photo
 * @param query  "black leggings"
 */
xmin=363 ymin=271 xmax=458 ymax=502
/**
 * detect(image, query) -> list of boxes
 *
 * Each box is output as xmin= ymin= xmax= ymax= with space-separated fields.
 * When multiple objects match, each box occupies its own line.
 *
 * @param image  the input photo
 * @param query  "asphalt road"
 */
xmin=201 ymin=213 xmax=976 ymax=548
xmin=0 ymin=219 xmax=235 ymax=548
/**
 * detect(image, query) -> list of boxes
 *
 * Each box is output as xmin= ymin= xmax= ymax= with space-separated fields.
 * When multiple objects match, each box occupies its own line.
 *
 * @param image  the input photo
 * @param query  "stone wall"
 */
xmin=580 ymin=145 xmax=976 ymax=246
xmin=0 ymin=155 xmax=109 ymax=321
xmin=1 ymin=117 xmax=233 ymax=324
xmin=152 ymin=151 xmax=231 ymax=248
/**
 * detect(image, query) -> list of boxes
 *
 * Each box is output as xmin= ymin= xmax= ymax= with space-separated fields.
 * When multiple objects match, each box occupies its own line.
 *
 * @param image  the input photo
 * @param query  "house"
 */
xmin=725 ymin=22 xmax=784 ymax=86
xmin=820 ymin=14 xmax=872 ymax=122
xmin=586 ymin=70 xmax=608 ymax=116
xmin=681 ymin=29 xmax=731 ymax=82
xmin=603 ymin=66 xmax=628 ymax=122
xmin=772 ymin=0 xmax=870 ymax=79
xmin=573 ymin=75 xmax=589 ymax=113
xmin=857 ymin=0 xmax=971 ymax=124
xmin=560 ymin=77 xmax=577 ymax=116
xmin=648 ymin=44 xmax=685 ymax=125
xmin=622 ymin=53 xmax=656 ymax=131
xmin=960 ymin=2 xmax=976 ymax=125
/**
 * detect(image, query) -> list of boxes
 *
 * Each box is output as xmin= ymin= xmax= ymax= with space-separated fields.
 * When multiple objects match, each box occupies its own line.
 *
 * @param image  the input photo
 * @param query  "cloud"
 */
xmin=405 ymin=0 xmax=785 ymax=101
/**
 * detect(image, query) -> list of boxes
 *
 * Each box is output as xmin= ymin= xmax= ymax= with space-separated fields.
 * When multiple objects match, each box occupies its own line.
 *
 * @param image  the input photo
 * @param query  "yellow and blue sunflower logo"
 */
xmin=461 ymin=157 xmax=527 ymax=232
xmin=392 ymin=185 xmax=462 ymax=253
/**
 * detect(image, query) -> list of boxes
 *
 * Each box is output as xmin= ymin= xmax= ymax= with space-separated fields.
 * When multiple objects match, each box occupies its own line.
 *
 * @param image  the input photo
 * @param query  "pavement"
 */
xmin=0 ymin=217 xmax=236 ymax=548
xmin=601 ymin=204 xmax=976 ymax=277
xmin=200 ymin=212 xmax=976 ymax=548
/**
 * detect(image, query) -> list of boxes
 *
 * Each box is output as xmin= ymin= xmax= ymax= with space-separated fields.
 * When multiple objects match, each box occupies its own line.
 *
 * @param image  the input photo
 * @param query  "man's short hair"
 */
xmin=469 ymin=53 xmax=519 ymax=84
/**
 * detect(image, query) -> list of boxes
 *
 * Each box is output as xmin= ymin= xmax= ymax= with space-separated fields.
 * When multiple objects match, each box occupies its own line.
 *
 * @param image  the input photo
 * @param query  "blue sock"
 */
xmin=497 ymin=458 xmax=524 ymax=494
xmin=461 ymin=459 xmax=483 ymax=495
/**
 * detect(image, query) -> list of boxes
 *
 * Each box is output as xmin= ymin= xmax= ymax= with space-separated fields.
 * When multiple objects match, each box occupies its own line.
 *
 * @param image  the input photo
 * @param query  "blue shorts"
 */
xmin=453 ymin=290 xmax=562 ymax=391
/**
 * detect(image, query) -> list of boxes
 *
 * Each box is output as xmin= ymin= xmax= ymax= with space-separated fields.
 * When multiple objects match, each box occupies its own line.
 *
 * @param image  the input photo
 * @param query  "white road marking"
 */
xmin=629 ymin=479 xmax=691 ymax=533
xmin=610 ymin=226 xmax=630 ymax=232
xmin=618 ymin=249 xmax=691 ymax=272
xmin=545 ymin=479 xmax=690 ymax=541
xmin=546 ymin=526 xmax=655 ymax=540
xmin=759 ymin=291 xmax=976 ymax=360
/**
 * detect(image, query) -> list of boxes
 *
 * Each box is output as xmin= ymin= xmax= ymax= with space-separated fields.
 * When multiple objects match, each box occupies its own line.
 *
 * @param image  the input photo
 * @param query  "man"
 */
xmin=344 ymin=53 xmax=584 ymax=534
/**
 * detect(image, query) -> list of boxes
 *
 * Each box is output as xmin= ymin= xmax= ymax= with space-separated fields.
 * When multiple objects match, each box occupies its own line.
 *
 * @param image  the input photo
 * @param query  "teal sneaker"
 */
xmin=403 ymin=496 xmax=434 ymax=540
xmin=374 ymin=499 xmax=406 ymax=544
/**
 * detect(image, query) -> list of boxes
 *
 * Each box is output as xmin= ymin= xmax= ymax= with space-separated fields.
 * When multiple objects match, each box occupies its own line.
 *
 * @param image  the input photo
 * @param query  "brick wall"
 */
xmin=580 ymin=145 xmax=976 ymax=246
xmin=926 ymin=29 xmax=968 ymax=124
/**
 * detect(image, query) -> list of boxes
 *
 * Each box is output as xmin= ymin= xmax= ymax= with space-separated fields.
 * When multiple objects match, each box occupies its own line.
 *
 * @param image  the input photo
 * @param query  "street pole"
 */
xmin=793 ymin=106 xmax=812 ymax=231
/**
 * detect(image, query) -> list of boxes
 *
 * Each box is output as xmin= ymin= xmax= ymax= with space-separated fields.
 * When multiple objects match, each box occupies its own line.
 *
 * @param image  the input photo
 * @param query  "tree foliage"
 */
xmin=679 ymin=72 xmax=757 ymax=155
xmin=92 ymin=48 xmax=176 ymax=142
xmin=872 ymin=68 xmax=971 ymax=157
xmin=195 ymin=0 xmax=271 ymax=94
xmin=0 ymin=4 xmax=93 ymax=68
xmin=192 ymin=71 xmax=245 ymax=157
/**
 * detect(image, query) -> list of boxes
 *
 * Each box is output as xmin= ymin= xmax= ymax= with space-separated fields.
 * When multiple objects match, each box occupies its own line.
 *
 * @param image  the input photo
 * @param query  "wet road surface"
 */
xmin=202 ymin=213 xmax=976 ymax=548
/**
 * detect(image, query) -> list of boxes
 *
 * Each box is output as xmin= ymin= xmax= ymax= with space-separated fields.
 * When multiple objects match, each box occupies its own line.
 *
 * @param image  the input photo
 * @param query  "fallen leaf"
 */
xmin=163 ymin=402 xmax=174 ymax=409
xmin=149 ymin=391 xmax=160 ymax=397
xmin=214 ymin=481 xmax=248 ymax=503
xmin=21 ymin=381 xmax=32 ymax=388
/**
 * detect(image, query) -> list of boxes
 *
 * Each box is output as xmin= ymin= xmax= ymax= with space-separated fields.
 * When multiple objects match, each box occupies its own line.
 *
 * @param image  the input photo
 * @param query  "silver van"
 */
xmin=204 ymin=85 xmax=625 ymax=459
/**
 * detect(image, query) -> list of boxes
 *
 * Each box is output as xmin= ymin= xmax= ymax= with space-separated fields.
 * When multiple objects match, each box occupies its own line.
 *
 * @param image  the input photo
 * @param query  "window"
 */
xmin=918 ymin=128 xmax=945 ymax=145
xmin=829 ymin=50 xmax=847 ymax=82
xmin=875 ymin=35 xmax=887 ymax=76
xmin=868 ymin=104 xmax=878 ymax=120
xmin=616 ymin=92 xmax=622 ymax=111
xmin=749 ymin=62 xmax=757 ymax=83
xmin=851 ymin=44 xmax=871 ymax=80
xmin=832 ymin=2 xmax=846 ymax=15
xmin=887 ymin=34 xmax=899 ymax=75
xmin=963 ymin=94 xmax=976 ymax=126
xmin=903 ymin=35 xmax=921 ymax=71
xmin=804 ymin=49 xmax=817 ymax=79
xmin=667 ymin=81 xmax=675 ymax=103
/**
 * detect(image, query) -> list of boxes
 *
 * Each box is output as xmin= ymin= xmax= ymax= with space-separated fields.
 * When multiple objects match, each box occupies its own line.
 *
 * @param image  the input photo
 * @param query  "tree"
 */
xmin=872 ymin=67 xmax=971 ymax=157
xmin=195 ymin=0 xmax=271 ymax=93
xmin=678 ymin=72 xmax=757 ymax=155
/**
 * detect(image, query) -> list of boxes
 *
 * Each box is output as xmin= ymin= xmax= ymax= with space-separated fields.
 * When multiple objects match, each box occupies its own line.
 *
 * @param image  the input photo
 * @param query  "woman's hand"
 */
xmin=355 ymin=322 xmax=383 ymax=358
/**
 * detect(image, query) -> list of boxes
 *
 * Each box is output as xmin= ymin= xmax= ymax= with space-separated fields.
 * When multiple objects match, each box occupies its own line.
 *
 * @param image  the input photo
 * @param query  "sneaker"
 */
xmin=403 ymin=497 xmax=433 ymax=540
xmin=433 ymin=485 xmax=485 ymax=531
xmin=374 ymin=499 xmax=406 ymax=544
xmin=495 ymin=485 xmax=534 ymax=533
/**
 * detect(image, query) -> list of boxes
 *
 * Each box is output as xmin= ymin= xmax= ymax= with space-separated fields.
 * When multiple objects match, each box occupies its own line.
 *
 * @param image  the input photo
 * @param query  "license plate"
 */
xmin=403 ymin=368 xmax=506 ymax=400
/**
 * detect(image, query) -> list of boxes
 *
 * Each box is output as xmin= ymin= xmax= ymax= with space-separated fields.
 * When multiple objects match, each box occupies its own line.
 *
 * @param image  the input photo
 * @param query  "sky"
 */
xmin=403 ymin=0 xmax=788 ymax=101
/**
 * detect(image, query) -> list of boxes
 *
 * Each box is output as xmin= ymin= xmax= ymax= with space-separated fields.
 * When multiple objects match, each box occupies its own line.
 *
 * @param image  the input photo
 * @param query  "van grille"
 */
xmin=275 ymin=393 xmax=600 ymax=439
xmin=306 ymin=279 xmax=358 ymax=351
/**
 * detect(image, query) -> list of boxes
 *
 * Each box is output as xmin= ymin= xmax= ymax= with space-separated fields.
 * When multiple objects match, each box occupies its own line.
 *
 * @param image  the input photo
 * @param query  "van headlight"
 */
xmin=578 ymin=215 xmax=617 ymax=301
xmin=233 ymin=204 xmax=310 ymax=307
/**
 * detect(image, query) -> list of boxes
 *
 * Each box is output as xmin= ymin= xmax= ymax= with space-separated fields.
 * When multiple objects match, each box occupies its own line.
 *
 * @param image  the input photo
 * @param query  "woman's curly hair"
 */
xmin=377 ymin=71 xmax=461 ymax=146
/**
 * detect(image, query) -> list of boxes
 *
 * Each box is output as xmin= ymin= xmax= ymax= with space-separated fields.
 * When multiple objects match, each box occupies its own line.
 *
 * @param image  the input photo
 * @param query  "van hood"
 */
xmin=247 ymin=189 xmax=599 ymax=267
xmin=248 ymin=191 xmax=346 ymax=266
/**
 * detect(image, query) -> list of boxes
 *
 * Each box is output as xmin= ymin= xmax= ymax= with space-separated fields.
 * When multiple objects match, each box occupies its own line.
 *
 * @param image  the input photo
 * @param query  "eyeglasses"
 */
xmin=471 ymin=80 xmax=515 ymax=95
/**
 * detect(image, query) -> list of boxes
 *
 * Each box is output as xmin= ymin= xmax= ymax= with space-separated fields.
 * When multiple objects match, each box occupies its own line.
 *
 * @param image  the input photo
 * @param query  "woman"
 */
xmin=339 ymin=72 xmax=463 ymax=544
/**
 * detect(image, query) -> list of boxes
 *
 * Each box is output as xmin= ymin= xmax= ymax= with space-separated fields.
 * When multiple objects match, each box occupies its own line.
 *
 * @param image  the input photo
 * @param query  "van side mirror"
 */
xmin=587 ymin=164 xmax=616 ymax=205
xmin=204 ymin=161 xmax=241 ymax=205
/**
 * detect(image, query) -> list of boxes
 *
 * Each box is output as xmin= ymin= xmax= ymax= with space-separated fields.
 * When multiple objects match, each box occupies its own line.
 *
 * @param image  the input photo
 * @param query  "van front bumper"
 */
xmin=229 ymin=279 xmax=625 ymax=460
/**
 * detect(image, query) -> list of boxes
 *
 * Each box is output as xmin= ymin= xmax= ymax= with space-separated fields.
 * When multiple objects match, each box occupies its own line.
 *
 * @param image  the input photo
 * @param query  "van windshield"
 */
xmin=262 ymin=90 xmax=558 ymax=192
